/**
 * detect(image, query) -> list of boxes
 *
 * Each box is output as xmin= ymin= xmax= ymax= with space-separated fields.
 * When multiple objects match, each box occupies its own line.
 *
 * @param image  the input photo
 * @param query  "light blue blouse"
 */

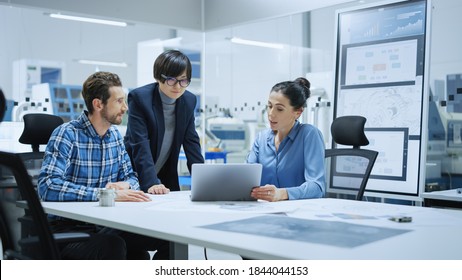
xmin=247 ymin=121 xmax=326 ymax=200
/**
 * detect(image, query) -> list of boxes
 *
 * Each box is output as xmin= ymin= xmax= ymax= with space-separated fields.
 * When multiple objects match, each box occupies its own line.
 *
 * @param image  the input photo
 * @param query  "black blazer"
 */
xmin=124 ymin=83 xmax=204 ymax=192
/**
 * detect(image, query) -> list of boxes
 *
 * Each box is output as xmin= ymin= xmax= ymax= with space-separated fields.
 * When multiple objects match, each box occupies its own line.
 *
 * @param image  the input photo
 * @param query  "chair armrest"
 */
xmin=18 ymin=232 xmax=90 ymax=247
xmin=53 ymin=232 xmax=90 ymax=243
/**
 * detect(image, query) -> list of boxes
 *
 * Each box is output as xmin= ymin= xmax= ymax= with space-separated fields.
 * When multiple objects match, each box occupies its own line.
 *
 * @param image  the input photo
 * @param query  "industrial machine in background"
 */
xmin=426 ymin=73 xmax=462 ymax=189
xmin=9 ymin=59 xmax=67 ymax=122
xmin=200 ymin=86 xmax=330 ymax=164
xmin=207 ymin=117 xmax=247 ymax=153
xmin=12 ymin=83 xmax=84 ymax=123
xmin=12 ymin=59 xmax=65 ymax=103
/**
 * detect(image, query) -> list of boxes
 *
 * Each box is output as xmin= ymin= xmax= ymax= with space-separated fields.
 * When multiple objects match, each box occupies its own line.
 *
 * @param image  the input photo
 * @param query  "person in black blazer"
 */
xmin=125 ymin=50 xmax=204 ymax=194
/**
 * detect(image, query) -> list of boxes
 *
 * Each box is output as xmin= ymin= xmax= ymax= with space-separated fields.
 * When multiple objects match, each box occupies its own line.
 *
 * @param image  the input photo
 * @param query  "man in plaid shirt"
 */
xmin=38 ymin=71 xmax=169 ymax=259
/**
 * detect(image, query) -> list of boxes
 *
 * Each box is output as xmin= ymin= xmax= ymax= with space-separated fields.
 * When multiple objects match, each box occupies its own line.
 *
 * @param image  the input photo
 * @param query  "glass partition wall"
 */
xmin=200 ymin=14 xmax=333 ymax=162
xmin=425 ymin=0 xmax=462 ymax=193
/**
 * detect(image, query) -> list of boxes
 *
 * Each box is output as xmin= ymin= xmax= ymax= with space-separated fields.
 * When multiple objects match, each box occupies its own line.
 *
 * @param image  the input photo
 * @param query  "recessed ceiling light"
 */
xmin=228 ymin=37 xmax=284 ymax=49
xmin=77 ymin=60 xmax=128 ymax=67
xmin=47 ymin=13 xmax=128 ymax=27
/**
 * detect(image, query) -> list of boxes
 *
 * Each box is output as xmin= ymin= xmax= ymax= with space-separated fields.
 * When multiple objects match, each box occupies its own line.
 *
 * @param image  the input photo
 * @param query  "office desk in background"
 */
xmin=39 ymin=191 xmax=462 ymax=260
xmin=422 ymin=189 xmax=462 ymax=209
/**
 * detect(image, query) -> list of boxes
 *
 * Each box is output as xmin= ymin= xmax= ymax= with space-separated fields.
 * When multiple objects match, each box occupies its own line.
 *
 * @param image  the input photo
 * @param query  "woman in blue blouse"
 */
xmin=247 ymin=77 xmax=326 ymax=201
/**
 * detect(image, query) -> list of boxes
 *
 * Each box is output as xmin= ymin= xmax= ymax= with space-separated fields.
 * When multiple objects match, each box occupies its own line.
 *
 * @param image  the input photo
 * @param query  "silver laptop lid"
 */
xmin=190 ymin=163 xmax=262 ymax=201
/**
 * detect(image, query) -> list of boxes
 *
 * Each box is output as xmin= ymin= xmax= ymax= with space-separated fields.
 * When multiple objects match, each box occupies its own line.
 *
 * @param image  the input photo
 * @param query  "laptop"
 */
xmin=190 ymin=163 xmax=262 ymax=201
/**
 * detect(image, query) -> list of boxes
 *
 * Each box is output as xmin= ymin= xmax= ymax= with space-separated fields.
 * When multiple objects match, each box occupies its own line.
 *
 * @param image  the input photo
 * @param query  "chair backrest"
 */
xmin=325 ymin=115 xmax=378 ymax=201
xmin=0 ymin=88 xmax=13 ymax=258
xmin=0 ymin=88 xmax=5 ymax=122
xmin=0 ymin=151 xmax=62 ymax=259
xmin=18 ymin=113 xmax=63 ymax=153
xmin=16 ymin=113 xmax=64 ymax=178
xmin=1 ymin=91 xmax=88 ymax=260
xmin=0 ymin=93 xmax=60 ymax=259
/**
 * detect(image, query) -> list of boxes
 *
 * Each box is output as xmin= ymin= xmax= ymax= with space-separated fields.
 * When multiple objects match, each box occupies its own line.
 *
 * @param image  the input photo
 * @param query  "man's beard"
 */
xmin=101 ymin=108 xmax=122 ymax=125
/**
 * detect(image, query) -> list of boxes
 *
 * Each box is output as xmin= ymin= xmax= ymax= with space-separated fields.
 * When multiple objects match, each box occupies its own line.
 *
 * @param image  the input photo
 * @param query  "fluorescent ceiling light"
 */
xmin=229 ymin=37 xmax=284 ymax=49
xmin=77 ymin=60 xmax=128 ymax=67
xmin=48 ymin=13 xmax=127 ymax=27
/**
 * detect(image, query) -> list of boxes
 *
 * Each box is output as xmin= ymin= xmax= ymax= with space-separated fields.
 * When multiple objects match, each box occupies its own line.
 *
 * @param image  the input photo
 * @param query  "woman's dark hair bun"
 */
xmin=294 ymin=77 xmax=311 ymax=100
xmin=294 ymin=77 xmax=310 ymax=89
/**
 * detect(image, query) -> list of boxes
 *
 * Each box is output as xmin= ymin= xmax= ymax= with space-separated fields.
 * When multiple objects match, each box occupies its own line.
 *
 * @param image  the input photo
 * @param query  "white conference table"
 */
xmin=421 ymin=189 xmax=462 ymax=208
xmin=40 ymin=191 xmax=462 ymax=260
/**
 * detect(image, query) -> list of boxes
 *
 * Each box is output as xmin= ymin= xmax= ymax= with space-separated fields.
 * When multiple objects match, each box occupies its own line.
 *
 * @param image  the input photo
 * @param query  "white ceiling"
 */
xmin=0 ymin=0 xmax=357 ymax=31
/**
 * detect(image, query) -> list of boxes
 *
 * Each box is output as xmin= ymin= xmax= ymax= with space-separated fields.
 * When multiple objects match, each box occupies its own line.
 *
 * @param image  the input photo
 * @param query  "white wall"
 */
xmin=0 ymin=0 xmax=203 ymax=31
xmin=0 ymin=0 xmax=355 ymax=32
xmin=204 ymin=0 xmax=353 ymax=31
xmin=0 ymin=6 xmax=174 ymax=100
xmin=429 ymin=0 xmax=462 ymax=82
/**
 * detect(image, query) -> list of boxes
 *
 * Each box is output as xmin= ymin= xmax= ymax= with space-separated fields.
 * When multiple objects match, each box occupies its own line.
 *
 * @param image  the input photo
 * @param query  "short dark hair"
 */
xmin=153 ymin=50 xmax=192 ymax=83
xmin=81 ymin=72 xmax=122 ymax=114
xmin=271 ymin=77 xmax=311 ymax=110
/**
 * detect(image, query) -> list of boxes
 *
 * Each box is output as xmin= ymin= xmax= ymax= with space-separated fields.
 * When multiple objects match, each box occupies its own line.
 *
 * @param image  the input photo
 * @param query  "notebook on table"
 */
xmin=190 ymin=163 xmax=262 ymax=201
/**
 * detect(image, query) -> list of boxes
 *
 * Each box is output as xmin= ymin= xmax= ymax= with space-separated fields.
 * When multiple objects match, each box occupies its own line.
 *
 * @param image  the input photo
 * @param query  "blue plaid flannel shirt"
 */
xmin=38 ymin=112 xmax=140 ymax=201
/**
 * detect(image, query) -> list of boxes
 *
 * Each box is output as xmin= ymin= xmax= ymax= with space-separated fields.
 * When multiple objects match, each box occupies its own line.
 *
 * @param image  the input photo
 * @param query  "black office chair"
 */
xmin=15 ymin=113 xmax=64 ymax=184
xmin=0 ymin=88 xmax=5 ymax=121
xmin=325 ymin=115 xmax=378 ymax=201
xmin=0 ymin=90 xmax=88 ymax=259
xmin=18 ymin=113 xmax=63 ymax=157
xmin=0 ymin=152 xmax=91 ymax=259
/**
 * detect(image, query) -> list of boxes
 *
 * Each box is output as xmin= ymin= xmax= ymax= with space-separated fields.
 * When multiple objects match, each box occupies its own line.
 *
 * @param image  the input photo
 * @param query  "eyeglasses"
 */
xmin=161 ymin=74 xmax=190 ymax=88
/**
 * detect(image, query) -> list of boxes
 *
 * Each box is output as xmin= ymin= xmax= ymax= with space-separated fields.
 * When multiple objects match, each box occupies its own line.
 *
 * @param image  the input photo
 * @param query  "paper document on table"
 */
xmin=145 ymin=199 xmax=299 ymax=214
xmin=288 ymin=198 xmax=462 ymax=227
xmin=201 ymin=215 xmax=411 ymax=248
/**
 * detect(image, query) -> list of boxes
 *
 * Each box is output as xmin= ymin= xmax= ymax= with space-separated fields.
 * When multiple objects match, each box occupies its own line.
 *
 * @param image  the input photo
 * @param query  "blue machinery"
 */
xmin=11 ymin=83 xmax=84 ymax=122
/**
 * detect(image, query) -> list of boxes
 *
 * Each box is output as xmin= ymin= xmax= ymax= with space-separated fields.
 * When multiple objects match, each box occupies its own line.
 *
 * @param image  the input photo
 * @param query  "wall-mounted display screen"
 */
xmin=331 ymin=0 xmax=430 ymax=199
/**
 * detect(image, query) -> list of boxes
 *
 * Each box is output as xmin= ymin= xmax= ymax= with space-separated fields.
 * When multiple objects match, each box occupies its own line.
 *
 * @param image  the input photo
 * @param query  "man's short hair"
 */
xmin=81 ymin=72 xmax=122 ymax=114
